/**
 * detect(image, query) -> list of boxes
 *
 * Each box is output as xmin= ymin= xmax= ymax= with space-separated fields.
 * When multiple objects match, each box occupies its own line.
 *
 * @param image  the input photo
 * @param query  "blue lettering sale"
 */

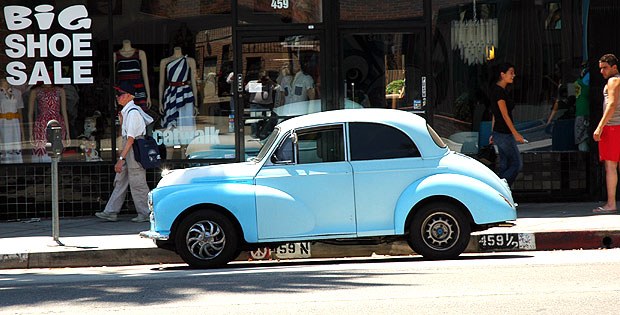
xmin=3 ymin=5 xmax=94 ymax=85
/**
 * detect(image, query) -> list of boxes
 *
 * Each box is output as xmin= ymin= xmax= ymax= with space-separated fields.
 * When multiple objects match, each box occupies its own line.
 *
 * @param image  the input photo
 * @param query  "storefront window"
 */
xmin=339 ymin=0 xmax=423 ymax=22
xmin=238 ymin=0 xmax=322 ymax=24
xmin=241 ymin=35 xmax=321 ymax=158
xmin=113 ymin=0 xmax=233 ymax=161
xmin=341 ymin=33 xmax=424 ymax=111
xmin=432 ymin=0 xmax=586 ymax=154
xmin=1 ymin=1 xmax=110 ymax=164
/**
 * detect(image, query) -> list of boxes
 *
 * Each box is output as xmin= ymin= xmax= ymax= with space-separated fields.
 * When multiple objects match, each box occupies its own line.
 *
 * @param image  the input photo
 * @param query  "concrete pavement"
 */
xmin=1 ymin=202 xmax=619 ymax=269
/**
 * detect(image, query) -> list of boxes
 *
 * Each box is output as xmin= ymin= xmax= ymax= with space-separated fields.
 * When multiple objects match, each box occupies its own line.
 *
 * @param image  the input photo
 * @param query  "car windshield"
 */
xmin=254 ymin=127 xmax=280 ymax=162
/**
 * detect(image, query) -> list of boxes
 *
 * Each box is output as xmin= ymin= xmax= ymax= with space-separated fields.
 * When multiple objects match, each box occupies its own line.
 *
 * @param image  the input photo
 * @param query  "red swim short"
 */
xmin=599 ymin=125 xmax=620 ymax=162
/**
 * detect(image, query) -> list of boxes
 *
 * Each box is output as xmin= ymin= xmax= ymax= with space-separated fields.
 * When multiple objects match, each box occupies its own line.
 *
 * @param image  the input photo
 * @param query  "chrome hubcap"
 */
xmin=421 ymin=212 xmax=459 ymax=251
xmin=186 ymin=220 xmax=226 ymax=260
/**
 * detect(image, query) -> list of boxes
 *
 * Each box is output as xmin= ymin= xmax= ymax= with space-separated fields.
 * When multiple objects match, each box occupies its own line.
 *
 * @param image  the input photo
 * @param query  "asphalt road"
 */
xmin=1 ymin=250 xmax=620 ymax=314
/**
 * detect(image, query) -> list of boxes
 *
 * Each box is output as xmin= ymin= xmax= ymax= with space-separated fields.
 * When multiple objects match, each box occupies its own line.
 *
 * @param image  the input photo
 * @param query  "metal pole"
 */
xmin=51 ymin=156 xmax=63 ymax=246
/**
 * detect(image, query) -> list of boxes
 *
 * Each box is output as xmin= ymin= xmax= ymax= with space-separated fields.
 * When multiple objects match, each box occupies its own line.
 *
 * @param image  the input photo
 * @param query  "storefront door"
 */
xmin=236 ymin=33 xmax=323 ymax=159
xmin=339 ymin=31 xmax=426 ymax=114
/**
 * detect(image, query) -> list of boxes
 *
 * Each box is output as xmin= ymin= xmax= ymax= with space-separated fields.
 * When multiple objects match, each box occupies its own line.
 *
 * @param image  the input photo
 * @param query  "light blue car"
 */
xmin=140 ymin=108 xmax=517 ymax=268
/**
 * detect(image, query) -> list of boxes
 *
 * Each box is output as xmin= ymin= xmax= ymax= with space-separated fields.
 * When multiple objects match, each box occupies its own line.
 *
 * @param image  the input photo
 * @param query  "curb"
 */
xmin=2 ymin=230 xmax=619 ymax=269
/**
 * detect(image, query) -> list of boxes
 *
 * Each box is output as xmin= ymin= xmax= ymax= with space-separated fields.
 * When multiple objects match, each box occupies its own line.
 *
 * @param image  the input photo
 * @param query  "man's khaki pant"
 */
xmin=103 ymin=138 xmax=150 ymax=217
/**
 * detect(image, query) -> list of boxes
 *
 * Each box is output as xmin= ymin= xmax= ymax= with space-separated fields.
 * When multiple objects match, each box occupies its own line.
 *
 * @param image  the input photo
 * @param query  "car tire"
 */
xmin=408 ymin=201 xmax=471 ymax=259
xmin=175 ymin=210 xmax=238 ymax=268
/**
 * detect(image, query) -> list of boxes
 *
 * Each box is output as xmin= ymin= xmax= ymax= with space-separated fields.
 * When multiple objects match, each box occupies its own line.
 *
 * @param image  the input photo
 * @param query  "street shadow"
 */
xmin=0 ymin=253 xmax=534 ymax=309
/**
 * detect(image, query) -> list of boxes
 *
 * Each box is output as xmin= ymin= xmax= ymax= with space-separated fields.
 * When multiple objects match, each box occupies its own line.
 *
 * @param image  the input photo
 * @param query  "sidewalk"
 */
xmin=1 ymin=202 xmax=619 ymax=269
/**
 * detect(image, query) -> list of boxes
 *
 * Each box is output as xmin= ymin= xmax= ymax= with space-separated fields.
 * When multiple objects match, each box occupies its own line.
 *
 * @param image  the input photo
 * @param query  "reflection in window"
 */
xmin=349 ymin=123 xmax=420 ymax=161
xmin=111 ymin=2 xmax=234 ymax=161
xmin=342 ymin=33 xmax=423 ymax=111
xmin=297 ymin=127 xmax=344 ymax=164
xmin=432 ymin=1 xmax=582 ymax=154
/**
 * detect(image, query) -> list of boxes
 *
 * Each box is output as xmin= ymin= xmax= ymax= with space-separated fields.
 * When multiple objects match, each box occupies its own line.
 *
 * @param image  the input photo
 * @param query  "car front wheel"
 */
xmin=408 ymin=201 xmax=471 ymax=259
xmin=175 ymin=210 xmax=238 ymax=268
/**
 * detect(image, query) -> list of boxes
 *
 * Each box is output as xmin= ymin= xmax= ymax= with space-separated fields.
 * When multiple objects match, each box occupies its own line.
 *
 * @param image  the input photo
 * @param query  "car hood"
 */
xmin=157 ymin=162 xmax=261 ymax=188
xmin=440 ymin=152 xmax=514 ymax=203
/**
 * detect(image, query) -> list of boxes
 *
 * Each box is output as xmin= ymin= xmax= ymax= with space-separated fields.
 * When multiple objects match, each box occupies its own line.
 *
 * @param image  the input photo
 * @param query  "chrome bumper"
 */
xmin=139 ymin=230 xmax=170 ymax=241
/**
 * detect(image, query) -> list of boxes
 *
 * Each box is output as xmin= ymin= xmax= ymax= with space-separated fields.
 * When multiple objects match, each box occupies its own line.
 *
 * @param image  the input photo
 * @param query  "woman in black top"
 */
xmin=488 ymin=63 xmax=526 ymax=186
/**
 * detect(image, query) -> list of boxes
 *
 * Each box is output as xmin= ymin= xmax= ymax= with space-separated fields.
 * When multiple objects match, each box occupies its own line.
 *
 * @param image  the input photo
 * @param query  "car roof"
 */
xmin=276 ymin=108 xmax=448 ymax=159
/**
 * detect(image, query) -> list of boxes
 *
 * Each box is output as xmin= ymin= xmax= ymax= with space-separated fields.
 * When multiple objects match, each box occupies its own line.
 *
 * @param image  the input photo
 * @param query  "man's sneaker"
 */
xmin=131 ymin=215 xmax=149 ymax=223
xmin=95 ymin=212 xmax=118 ymax=221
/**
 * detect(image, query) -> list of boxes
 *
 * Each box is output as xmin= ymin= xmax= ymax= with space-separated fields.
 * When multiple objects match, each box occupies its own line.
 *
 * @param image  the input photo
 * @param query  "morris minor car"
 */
xmin=140 ymin=108 xmax=517 ymax=268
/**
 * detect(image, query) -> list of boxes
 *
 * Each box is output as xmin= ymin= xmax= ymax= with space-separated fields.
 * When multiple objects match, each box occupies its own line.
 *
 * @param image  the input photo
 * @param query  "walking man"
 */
xmin=95 ymin=84 xmax=153 ymax=222
xmin=593 ymin=54 xmax=620 ymax=214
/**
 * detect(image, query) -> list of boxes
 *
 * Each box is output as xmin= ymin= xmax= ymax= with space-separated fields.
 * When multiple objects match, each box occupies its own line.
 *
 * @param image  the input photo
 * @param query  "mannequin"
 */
xmin=159 ymin=46 xmax=198 ymax=144
xmin=0 ymin=78 xmax=25 ymax=163
xmin=114 ymin=40 xmax=152 ymax=109
xmin=28 ymin=83 xmax=70 ymax=162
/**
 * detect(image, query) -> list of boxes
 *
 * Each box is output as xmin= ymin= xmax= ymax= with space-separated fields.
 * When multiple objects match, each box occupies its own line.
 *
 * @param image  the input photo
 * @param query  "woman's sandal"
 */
xmin=592 ymin=206 xmax=618 ymax=214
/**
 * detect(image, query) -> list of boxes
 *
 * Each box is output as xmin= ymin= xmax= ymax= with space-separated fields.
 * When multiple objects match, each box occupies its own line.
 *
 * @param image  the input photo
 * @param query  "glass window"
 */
xmin=272 ymin=133 xmax=293 ymax=163
xmin=1 ymin=1 xmax=111 ymax=164
xmin=432 ymin=1 xmax=586 ymax=154
xmin=297 ymin=126 xmax=344 ymax=164
xmin=340 ymin=0 xmax=423 ymax=22
xmin=349 ymin=122 xmax=420 ymax=161
xmin=112 ymin=0 xmax=233 ymax=162
xmin=342 ymin=33 xmax=424 ymax=111
xmin=241 ymin=35 xmax=321 ymax=158
xmin=238 ymin=0 xmax=322 ymax=24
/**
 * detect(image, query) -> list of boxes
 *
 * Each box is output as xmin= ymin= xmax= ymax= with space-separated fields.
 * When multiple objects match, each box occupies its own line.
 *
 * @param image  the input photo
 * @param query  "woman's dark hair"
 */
xmin=489 ymin=62 xmax=515 ymax=86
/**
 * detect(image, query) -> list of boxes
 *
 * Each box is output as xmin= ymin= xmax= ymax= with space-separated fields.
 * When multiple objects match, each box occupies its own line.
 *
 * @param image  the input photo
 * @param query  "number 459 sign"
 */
xmin=271 ymin=0 xmax=290 ymax=9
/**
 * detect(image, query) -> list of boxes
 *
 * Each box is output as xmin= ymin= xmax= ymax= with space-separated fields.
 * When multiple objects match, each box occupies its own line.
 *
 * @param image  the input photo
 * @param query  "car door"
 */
xmin=348 ymin=122 xmax=433 ymax=236
xmin=255 ymin=124 xmax=356 ymax=240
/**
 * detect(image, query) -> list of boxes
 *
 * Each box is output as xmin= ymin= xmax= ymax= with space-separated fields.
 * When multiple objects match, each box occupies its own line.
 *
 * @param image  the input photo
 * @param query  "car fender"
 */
xmin=394 ymin=173 xmax=517 ymax=234
xmin=152 ymin=182 xmax=258 ymax=242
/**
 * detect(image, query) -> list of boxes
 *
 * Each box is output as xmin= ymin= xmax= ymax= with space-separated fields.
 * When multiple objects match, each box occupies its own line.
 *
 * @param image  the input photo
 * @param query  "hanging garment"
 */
xmin=32 ymin=87 xmax=67 ymax=158
xmin=161 ymin=56 xmax=195 ymax=133
xmin=116 ymin=49 xmax=148 ymax=109
xmin=0 ymin=87 xmax=24 ymax=163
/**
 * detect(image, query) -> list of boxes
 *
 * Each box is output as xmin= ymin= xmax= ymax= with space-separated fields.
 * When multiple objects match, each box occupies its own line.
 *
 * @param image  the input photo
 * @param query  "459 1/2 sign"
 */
xmin=478 ymin=233 xmax=519 ymax=250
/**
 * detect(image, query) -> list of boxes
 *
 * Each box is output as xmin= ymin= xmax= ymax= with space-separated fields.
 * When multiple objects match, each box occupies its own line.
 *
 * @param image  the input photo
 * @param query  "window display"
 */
xmin=432 ymin=1 xmax=587 ymax=154
xmin=114 ymin=40 xmax=151 ymax=110
xmin=0 ymin=78 xmax=24 ymax=163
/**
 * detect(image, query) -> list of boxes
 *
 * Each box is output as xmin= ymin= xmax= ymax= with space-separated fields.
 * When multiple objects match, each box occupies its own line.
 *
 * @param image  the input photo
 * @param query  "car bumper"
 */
xmin=139 ymin=230 xmax=170 ymax=241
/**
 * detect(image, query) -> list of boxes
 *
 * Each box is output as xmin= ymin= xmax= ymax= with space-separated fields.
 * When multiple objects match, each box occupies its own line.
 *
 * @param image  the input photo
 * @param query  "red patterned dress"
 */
xmin=32 ymin=87 xmax=66 ymax=157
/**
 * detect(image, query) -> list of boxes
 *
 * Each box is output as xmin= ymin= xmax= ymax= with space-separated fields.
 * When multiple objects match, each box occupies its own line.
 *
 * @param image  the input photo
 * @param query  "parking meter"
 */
xmin=46 ymin=120 xmax=64 ymax=245
xmin=46 ymin=120 xmax=63 ymax=157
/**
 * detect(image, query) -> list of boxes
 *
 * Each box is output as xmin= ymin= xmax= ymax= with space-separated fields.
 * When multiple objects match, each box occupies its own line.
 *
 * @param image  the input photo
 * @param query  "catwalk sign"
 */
xmin=3 ymin=5 xmax=93 ymax=85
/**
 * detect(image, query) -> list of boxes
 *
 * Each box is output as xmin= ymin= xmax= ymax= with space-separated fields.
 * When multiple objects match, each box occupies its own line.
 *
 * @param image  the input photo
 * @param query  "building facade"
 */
xmin=0 ymin=0 xmax=613 ymax=220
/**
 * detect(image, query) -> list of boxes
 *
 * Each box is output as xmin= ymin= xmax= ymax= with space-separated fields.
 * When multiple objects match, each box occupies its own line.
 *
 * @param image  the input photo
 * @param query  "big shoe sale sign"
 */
xmin=3 ymin=5 xmax=94 ymax=85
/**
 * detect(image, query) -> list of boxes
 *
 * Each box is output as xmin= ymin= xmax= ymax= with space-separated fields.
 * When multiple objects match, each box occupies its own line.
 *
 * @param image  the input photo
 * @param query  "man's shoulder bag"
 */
xmin=128 ymin=108 xmax=161 ymax=169
xmin=133 ymin=136 xmax=161 ymax=168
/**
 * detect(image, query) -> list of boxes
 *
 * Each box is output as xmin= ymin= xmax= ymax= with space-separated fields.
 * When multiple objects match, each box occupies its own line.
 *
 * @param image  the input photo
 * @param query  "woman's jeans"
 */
xmin=492 ymin=131 xmax=523 ymax=186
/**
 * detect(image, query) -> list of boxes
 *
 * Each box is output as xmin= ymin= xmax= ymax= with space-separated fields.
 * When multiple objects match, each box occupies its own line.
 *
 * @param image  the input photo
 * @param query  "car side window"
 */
xmin=349 ymin=122 xmax=421 ymax=161
xmin=273 ymin=135 xmax=294 ymax=163
xmin=297 ymin=126 xmax=345 ymax=164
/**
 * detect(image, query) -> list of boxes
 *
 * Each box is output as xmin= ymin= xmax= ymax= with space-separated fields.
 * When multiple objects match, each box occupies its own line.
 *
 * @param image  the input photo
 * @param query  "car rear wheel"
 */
xmin=408 ymin=201 xmax=471 ymax=259
xmin=175 ymin=210 xmax=238 ymax=268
